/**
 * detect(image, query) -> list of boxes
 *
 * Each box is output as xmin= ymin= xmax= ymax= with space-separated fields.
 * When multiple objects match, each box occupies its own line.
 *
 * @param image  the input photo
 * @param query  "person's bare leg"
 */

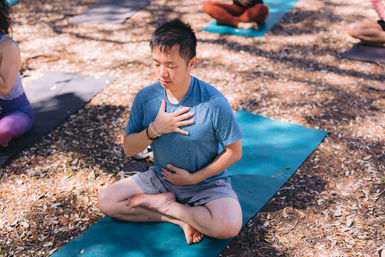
xmin=348 ymin=21 xmax=385 ymax=46
xmin=97 ymin=177 xmax=203 ymax=244
xmin=203 ymin=1 xmax=245 ymax=27
xmin=124 ymin=205 xmax=204 ymax=244
xmin=127 ymin=193 xmax=242 ymax=239
xmin=238 ymin=4 xmax=269 ymax=30
xmin=122 ymin=195 xmax=203 ymax=244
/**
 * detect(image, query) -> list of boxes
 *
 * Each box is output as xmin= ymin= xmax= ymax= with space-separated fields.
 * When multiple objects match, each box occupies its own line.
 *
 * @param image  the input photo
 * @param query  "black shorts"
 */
xmin=378 ymin=20 xmax=385 ymax=31
xmin=233 ymin=0 xmax=263 ymax=8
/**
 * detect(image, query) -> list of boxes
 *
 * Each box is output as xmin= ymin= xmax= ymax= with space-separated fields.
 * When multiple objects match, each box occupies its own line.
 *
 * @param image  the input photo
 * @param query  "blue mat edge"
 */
xmin=7 ymin=0 xmax=21 ymax=6
xmin=202 ymin=21 xmax=267 ymax=37
xmin=233 ymin=110 xmax=328 ymax=215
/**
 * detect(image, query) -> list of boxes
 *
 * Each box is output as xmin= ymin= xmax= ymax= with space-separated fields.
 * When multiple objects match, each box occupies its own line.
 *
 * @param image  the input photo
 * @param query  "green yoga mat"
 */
xmin=52 ymin=110 xmax=327 ymax=257
xmin=202 ymin=0 xmax=298 ymax=37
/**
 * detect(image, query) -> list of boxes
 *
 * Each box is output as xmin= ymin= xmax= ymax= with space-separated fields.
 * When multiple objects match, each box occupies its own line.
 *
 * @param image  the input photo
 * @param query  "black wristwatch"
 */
xmin=146 ymin=125 xmax=159 ymax=140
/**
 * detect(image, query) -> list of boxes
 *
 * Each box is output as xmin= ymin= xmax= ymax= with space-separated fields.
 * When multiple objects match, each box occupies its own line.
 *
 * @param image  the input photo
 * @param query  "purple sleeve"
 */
xmin=371 ymin=0 xmax=385 ymax=21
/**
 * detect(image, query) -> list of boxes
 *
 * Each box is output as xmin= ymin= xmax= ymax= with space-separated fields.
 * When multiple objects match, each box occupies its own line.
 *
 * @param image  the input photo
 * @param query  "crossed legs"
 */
xmin=203 ymin=1 xmax=269 ymax=29
xmin=97 ymin=177 xmax=242 ymax=244
xmin=347 ymin=20 xmax=385 ymax=46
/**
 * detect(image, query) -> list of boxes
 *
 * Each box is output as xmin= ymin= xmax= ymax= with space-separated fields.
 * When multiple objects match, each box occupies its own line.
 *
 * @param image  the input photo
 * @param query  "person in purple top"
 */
xmin=97 ymin=19 xmax=243 ymax=245
xmin=0 ymin=0 xmax=33 ymax=147
xmin=347 ymin=0 xmax=385 ymax=46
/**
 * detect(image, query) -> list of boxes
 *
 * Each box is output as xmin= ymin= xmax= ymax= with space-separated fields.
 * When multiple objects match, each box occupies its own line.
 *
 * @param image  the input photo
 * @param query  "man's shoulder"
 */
xmin=135 ymin=81 xmax=162 ymax=102
xmin=193 ymin=77 xmax=233 ymax=113
xmin=193 ymin=77 xmax=224 ymax=99
xmin=139 ymin=81 xmax=162 ymax=93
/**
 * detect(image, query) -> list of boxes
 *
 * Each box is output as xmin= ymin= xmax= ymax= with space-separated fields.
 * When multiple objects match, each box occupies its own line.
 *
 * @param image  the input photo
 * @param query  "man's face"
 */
xmin=152 ymin=44 xmax=195 ymax=90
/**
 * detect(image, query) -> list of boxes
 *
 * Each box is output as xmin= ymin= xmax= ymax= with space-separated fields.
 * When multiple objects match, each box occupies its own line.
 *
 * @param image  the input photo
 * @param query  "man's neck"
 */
xmin=166 ymin=76 xmax=192 ymax=104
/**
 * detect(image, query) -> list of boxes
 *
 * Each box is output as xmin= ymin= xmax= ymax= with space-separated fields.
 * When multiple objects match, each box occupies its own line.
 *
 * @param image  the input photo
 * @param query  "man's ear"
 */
xmin=188 ymin=56 xmax=197 ymax=71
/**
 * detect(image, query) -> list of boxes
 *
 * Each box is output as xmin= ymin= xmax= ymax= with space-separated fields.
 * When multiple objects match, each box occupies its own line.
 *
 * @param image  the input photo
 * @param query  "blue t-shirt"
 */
xmin=125 ymin=76 xmax=243 ymax=184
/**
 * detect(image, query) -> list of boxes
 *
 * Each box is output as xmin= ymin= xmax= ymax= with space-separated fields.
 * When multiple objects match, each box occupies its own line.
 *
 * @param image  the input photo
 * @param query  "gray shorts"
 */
xmin=132 ymin=167 xmax=239 ymax=206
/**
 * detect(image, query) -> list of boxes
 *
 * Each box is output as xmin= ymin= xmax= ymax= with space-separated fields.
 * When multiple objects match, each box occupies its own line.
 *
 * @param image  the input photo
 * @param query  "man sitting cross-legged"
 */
xmin=97 ymin=18 xmax=243 ymax=245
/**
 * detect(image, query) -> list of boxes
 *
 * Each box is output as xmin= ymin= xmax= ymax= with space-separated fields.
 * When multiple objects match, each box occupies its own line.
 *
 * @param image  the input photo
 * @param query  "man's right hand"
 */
xmin=152 ymin=100 xmax=194 ymax=136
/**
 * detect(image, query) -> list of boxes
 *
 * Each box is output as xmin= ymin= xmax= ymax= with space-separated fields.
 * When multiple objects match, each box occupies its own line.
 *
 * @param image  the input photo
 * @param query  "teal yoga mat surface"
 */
xmin=202 ymin=0 xmax=298 ymax=37
xmin=7 ymin=0 xmax=21 ymax=6
xmin=52 ymin=110 xmax=327 ymax=257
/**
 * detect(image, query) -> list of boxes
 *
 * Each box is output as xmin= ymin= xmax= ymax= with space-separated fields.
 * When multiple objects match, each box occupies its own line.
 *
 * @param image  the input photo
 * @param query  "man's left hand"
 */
xmin=161 ymin=164 xmax=197 ymax=185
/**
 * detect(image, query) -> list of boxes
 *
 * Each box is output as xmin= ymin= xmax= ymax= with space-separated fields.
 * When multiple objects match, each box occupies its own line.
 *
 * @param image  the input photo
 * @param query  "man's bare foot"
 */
xmin=238 ymin=22 xmax=259 ymax=30
xmin=126 ymin=192 xmax=176 ymax=211
xmin=360 ymin=40 xmax=385 ymax=47
xmin=180 ymin=223 xmax=204 ymax=245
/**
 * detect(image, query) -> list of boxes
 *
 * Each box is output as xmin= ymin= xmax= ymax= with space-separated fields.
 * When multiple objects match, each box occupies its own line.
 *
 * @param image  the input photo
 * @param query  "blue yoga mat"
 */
xmin=52 ymin=110 xmax=327 ymax=257
xmin=7 ymin=0 xmax=20 ymax=6
xmin=202 ymin=0 xmax=298 ymax=37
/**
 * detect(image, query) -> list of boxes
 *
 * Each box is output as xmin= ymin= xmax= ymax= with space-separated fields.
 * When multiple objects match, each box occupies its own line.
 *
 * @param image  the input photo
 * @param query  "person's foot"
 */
xmin=126 ymin=192 xmax=176 ymax=211
xmin=180 ymin=223 xmax=204 ymax=244
xmin=379 ymin=244 xmax=385 ymax=257
xmin=359 ymin=40 xmax=385 ymax=47
xmin=238 ymin=22 xmax=259 ymax=30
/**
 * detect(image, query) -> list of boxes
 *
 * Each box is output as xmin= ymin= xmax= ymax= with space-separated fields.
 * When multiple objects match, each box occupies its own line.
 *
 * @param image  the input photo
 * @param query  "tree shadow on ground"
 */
xmin=7 ymin=0 xmax=384 ymax=256
xmin=0 ymin=104 xmax=151 ymax=255
xmin=44 ymin=104 xmax=151 ymax=173
xmin=11 ymin=0 xmax=190 ymax=45
xmin=269 ymin=8 xmax=341 ymax=36
xmin=1 ymin=103 xmax=151 ymax=177
xmin=221 ymin=169 xmax=327 ymax=257
xmin=236 ymin=61 xmax=384 ymax=189
xmin=18 ymin=192 xmax=100 ymax=255
xmin=199 ymin=39 xmax=385 ymax=81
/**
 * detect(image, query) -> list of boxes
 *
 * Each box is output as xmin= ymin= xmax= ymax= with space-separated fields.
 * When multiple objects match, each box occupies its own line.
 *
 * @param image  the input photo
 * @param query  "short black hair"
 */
xmin=0 ymin=0 xmax=11 ymax=35
xmin=150 ymin=18 xmax=197 ymax=63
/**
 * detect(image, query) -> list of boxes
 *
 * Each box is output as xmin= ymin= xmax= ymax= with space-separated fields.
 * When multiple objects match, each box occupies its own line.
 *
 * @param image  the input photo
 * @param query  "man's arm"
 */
xmin=161 ymin=139 xmax=242 ymax=185
xmin=123 ymin=130 xmax=153 ymax=157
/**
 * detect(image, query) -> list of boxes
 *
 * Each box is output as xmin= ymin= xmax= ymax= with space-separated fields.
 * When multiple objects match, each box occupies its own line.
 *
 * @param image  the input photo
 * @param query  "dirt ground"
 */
xmin=0 ymin=0 xmax=384 ymax=256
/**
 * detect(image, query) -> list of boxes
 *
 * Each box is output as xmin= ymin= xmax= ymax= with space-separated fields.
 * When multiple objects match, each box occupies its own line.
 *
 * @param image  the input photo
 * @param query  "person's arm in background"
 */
xmin=0 ymin=39 xmax=21 ymax=96
xmin=371 ymin=0 xmax=385 ymax=21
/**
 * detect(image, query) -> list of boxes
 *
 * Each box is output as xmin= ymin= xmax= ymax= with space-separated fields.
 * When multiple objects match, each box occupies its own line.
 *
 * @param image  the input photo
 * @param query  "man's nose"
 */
xmin=159 ymin=66 xmax=169 ymax=78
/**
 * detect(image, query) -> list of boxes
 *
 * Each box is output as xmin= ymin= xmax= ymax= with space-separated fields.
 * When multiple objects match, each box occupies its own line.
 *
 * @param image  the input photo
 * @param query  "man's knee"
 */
xmin=211 ymin=217 xmax=242 ymax=239
xmin=97 ymin=189 xmax=116 ymax=217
